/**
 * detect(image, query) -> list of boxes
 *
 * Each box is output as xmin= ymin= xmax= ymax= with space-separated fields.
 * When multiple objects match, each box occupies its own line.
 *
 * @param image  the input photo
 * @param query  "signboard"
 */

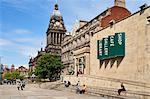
xmin=108 ymin=35 xmax=116 ymax=58
xmin=115 ymin=32 xmax=125 ymax=56
xmin=103 ymin=38 xmax=109 ymax=59
xmin=97 ymin=40 xmax=103 ymax=59
xmin=97 ymin=32 xmax=125 ymax=60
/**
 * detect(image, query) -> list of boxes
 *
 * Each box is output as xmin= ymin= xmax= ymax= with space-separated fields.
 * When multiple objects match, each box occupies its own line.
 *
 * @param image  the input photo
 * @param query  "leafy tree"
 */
xmin=28 ymin=71 xmax=33 ymax=77
xmin=35 ymin=53 xmax=64 ymax=81
xmin=11 ymin=71 xmax=20 ymax=79
xmin=4 ymin=72 xmax=12 ymax=80
xmin=4 ymin=71 xmax=24 ymax=80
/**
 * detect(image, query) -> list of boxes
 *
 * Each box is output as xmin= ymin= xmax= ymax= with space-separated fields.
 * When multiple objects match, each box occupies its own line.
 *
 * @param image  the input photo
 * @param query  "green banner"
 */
xmin=108 ymin=35 xmax=116 ymax=58
xmin=97 ymin=32 xmax=125 ymax=60
xmin=103 ymin=38 xmax=109 ymax=59
xmin=115 ymin=32 xmax=125 ymax=56
xmin=97 ymin=40 xmax=103 ymax=59
xmin=97 ymin=40 xmax=99 ymax=59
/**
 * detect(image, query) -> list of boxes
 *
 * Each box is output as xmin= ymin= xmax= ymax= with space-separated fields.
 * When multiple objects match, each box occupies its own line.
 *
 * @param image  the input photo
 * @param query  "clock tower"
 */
xmin=45 ymin=4 xmax=66 ymax=55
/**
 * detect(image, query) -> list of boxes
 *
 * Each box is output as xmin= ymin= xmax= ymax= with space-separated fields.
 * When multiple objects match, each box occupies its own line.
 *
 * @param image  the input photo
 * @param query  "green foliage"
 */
xmin=35 ymin=53 xmax=64 ymax=81
xmin=11 ymin=71 xmax=20 ymax=79
xmin=4 ymin=72 xmax=12 ymax=80
xmin=28 ymin=71 xmax=33 ymax=77
xmin=4 ymin=71 xmax=24 ymax=80
xmin=18 ymin=75 xmax=24 ymax=80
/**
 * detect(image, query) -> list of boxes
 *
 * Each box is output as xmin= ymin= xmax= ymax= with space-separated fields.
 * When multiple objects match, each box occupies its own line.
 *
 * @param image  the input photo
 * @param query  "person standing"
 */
xmin=20 ymin=80 xmax=24 ymax=90
xmin=22 ymin=80 xmax=26 ymax=88
xmin=17 ymin=81 xmax=21 ymax=90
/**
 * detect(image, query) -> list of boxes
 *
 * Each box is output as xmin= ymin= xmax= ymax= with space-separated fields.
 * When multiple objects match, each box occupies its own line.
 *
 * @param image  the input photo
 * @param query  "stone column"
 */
xmin=74 ymin=57 xmax=79 ymax=76
xmin=60 ymin=34 xmax=62 ymax=44
xmin=52 ymin=33 xmax=55 ymax=44
xmin=55 ymin=33 xmax=57 ymax=44
xmin=56 ymin=33 xmax=58 ymax=44
xmin=50 ymin=33 xmax=52 ymax=44
xmin=51 ymin=33 xmax=53 ymax=44
xmin=47 ymin=36 xmax=48 ymax=45
xmin=54 ymin=33 xmax=56 ymax=44
xmin=74 ymin=57 xmax=77 ymax=76
xmin=58 ymin=33 xmax=60 ymax=45
xmin=49 ymin=33 xmax=51 ymax=44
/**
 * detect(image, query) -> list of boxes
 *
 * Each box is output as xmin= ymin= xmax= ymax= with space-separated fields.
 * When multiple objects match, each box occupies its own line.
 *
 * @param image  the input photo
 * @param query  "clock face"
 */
xmin=54 ymin=16 xmax=59 ymax=21
xmin=56 ymin=21 xmax=60 ymax=26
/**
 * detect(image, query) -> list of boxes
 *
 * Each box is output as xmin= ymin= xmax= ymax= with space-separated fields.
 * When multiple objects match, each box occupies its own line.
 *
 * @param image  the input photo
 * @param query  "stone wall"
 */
xmin=90 ymin=7 xmax=150 ymax=84
xmin=63 ymin=7 xmax=150 ymax=97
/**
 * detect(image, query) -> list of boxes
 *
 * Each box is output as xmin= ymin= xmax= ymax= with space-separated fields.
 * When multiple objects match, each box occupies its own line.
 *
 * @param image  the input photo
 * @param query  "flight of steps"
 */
xmin=53 ymin=84 xmax=138 ymax=99
xmin=52 ymin=82 xmax=150 ymax=99
xmin=36 ymin=78 xmax=150 ymax=99
xmin=63 ymin=75 xmax=150 ymax=99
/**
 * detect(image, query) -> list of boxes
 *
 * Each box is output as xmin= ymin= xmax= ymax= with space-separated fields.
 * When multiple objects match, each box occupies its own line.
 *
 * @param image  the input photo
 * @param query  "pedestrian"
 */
xmin=118 ymin=83 xmax=126 ymax=95
xmin=77 ymin=71 xmax=79 ymax=77
xmin=76 ymin=81 xmax=80 ymax=94
xmin=20 ymin=80 xmax=24 ymax=90
xmin=64 ymin=80 xmax=71 ymax=87
xmin=22 ymin=80 xmax=26 ymax=88
xmin=17 ymin=81 xmax=21 ymax=90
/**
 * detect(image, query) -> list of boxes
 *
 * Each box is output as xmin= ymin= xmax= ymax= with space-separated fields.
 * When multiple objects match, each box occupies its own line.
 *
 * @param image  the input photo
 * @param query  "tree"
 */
xmin=35 ymin=53 xmax=64 ymax=81
xmin=11 ymin=71 xmax=20 ymax=79
xmin=4 ymin=72 xmax=12 ymax=80
xmin=4 ymin=71 xmax=24 ymax=80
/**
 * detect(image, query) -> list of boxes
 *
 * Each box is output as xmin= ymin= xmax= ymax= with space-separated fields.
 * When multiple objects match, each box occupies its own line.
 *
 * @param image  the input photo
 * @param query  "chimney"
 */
xmin=114 ymin=0 xmax=126 ymax=8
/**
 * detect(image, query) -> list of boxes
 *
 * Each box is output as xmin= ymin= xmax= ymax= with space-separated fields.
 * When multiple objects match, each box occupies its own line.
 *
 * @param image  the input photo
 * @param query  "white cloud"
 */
xmin=13 ymin=37 xmax=46 ymax=46
xmin=18 ymin=45 xmax=40 ymax=57
xmin=0 ymin=38 xmax=13 ymax=46
xmin=13 ymin=29 xmax=32 ymax=35
xmin=1 ymin=29 xmax=33 ymax=38
xmin=13 ymin=38 xmax=39 ymax=43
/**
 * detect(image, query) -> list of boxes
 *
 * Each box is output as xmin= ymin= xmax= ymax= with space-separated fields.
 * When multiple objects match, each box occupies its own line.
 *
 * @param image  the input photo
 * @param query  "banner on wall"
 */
xmin=97 ymin=32 xmax=125 ymax=60
xmin=97 ymin=40 xmax=103 ymax=59
xmin=108 ymin=35 xmax=115 ymax=58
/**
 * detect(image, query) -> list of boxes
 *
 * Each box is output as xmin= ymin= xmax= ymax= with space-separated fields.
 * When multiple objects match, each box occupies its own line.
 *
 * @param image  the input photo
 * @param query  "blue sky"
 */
xmin=0 ymin=0 xmax=150 ymax=68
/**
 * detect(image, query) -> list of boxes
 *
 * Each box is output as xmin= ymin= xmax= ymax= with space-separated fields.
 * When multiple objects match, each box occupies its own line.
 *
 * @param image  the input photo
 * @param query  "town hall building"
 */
xmin=29 ymin=0 xmax=150 ymax=97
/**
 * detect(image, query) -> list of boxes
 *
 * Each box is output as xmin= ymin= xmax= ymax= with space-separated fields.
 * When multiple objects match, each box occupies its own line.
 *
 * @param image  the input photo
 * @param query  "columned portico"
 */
xmin=73 ymin=47 xmax=90 ymax=75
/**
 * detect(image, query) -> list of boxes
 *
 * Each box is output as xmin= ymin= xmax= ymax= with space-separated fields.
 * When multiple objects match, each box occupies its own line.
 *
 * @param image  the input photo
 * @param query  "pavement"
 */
xmin=0 ymin=84 xmax=106 ymax=99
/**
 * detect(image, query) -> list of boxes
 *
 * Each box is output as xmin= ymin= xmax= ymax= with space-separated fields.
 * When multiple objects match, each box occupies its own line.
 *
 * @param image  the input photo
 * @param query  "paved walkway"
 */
xmin=0 ymin=84 xmax=105 ymax=99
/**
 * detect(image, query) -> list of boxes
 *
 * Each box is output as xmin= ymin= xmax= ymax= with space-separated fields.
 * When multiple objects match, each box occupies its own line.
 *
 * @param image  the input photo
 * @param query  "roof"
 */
xmin=94 ymin=5 xmax=150 ymax=34
xmin=76 ymin=6 xmax=131 ymax=32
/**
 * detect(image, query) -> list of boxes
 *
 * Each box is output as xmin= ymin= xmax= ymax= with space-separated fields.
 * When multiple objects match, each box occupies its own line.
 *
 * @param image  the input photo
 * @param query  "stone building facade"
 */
xmin=88 ymin=5 xmax=150 ymax=91
xmin=61 ymin=0 xmax=131 ymax=75
xmin=64 ymin=3 xmax=150 ymax=96
xmin=29 ymin=48 xmax=45 ymax=72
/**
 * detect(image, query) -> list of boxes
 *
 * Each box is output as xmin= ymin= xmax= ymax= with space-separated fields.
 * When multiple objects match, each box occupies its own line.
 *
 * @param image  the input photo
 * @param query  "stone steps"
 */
xmin=53 ymin=83 xmax=150 ymax=99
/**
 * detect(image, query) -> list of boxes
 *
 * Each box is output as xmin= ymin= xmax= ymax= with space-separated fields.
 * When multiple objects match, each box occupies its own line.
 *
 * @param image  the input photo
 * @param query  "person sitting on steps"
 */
xmin=76 ymin=81 xmax=80 ymax=94
xmin=118 ymin=83 xmax=126 ymax=95
xmin=80 ymin=84 xmax=86 ymax=94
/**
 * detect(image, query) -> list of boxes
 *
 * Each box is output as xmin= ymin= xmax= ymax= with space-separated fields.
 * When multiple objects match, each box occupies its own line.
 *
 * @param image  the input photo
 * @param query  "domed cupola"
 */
xmin=52 ymin=4 xmax=61 ymax=17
